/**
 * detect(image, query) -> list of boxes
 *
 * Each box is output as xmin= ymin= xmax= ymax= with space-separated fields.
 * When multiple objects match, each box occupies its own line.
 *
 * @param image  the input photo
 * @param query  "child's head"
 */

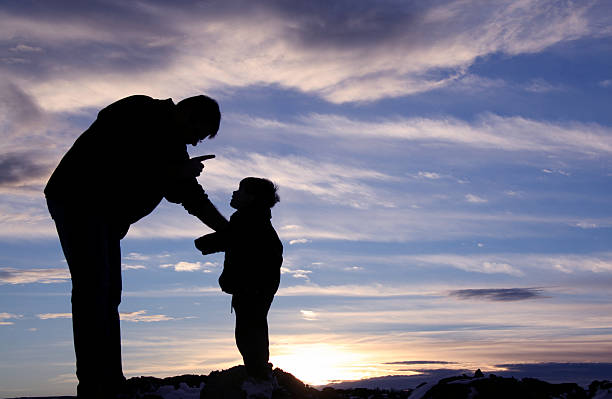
xmin=231 ymin=177 xmax=280 ymax=210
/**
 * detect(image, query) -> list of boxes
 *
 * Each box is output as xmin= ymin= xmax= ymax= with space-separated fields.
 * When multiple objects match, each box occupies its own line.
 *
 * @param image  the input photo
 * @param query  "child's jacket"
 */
xmin=195 ymin=207 xmax=283 ymax=295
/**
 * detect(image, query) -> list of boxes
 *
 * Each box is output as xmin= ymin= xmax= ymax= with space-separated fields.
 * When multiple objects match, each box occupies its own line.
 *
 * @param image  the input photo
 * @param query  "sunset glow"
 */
xmin=271 ymin=344 xmax=374 ymax=386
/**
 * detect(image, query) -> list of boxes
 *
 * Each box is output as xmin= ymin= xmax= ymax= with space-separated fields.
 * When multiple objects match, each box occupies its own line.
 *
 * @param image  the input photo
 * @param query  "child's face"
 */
xmin=230 ymin=184 xmax=255 ymax=209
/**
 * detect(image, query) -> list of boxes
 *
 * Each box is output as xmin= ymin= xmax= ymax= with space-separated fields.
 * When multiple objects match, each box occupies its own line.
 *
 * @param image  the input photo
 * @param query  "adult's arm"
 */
xmin=183 ymin=192 xmax=229 ymax=232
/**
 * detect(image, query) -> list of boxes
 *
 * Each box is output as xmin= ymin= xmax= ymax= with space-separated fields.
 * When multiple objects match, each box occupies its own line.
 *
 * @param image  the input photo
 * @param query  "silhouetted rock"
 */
xmin=417 ymin=372 xmax=595 ymax=399
xmin=589 ymin=380 xmax=612 ymax=399
xmin=119 ymin=374 xmax=207 ymax=398
xmin=9 ymin=367 xmax=611 ymax=398
xmin=200 ymin=365 xmax=317 ymax=398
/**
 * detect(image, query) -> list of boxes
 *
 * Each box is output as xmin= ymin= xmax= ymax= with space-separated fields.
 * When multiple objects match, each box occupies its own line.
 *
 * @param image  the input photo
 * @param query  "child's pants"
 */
xmin=232 ymin=292 xmax=275 ymax=378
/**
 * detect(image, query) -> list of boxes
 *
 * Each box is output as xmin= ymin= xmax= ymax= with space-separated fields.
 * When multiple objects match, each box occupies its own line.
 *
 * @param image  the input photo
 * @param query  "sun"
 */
xmin=270 ymin=343 xmax=372 ymax=386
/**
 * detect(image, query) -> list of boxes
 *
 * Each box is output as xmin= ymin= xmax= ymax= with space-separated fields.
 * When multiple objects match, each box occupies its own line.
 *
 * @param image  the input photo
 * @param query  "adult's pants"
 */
xmin=47 ymin=198 xmax=124 ymax=397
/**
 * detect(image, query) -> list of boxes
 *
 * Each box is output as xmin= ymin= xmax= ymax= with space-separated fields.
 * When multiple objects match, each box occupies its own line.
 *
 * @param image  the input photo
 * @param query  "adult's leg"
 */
xmin=48 ymin=200 xmax=124 ymax=398
xmin=232 ymin=293 xmax=274 ymax=379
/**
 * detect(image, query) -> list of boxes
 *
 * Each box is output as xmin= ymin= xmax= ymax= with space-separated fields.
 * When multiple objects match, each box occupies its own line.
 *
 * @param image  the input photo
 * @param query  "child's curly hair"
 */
xmin=240 ymin=177 xmax=280 ymax=208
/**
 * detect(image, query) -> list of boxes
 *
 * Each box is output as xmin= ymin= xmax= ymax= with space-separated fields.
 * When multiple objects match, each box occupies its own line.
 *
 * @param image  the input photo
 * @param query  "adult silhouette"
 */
xmin=44 ymin=94 xmax=228 ymax=399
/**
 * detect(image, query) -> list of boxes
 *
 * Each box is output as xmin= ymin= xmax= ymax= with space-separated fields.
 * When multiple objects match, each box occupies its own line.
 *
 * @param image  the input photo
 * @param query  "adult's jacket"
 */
xmin=45 ymin=95 xmax=215 ymax=234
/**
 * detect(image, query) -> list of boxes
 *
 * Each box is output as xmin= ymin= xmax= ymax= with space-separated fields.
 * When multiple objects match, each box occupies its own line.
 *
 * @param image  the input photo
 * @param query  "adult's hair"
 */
xmin=241 ymin=177 xmax=280 ymax=209
xmin=176 ymin=95 xmax=221 ymax=138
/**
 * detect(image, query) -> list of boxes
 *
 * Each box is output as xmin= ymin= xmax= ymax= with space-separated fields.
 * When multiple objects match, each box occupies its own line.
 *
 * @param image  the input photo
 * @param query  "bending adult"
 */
xmin=44 ymin=94 xmax=228 ymax=399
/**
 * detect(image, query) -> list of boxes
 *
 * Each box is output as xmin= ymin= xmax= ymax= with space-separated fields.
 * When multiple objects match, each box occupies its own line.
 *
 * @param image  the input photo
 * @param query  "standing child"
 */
xmin=195 ymin=177 xmax=283 ymax=380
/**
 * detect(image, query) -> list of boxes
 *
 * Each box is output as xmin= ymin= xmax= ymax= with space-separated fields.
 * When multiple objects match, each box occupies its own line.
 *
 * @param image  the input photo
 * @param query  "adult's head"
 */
xmin=176 ymin=95 xmax=221 ymax=146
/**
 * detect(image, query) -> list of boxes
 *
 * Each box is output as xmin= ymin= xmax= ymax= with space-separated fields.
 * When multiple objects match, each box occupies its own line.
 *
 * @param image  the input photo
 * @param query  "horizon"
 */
xmin=1 ymin=1 xmax=612 ymax=397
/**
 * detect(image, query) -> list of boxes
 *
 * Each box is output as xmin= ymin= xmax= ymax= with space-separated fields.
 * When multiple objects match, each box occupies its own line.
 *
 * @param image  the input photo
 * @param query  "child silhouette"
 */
xmin=195 ymin=177 xmax=283 ymax=380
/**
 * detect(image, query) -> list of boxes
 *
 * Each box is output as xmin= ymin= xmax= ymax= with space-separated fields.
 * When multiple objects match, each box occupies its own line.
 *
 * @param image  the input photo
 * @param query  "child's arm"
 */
xmin=194 ymin=231 xmax=227 ymax=255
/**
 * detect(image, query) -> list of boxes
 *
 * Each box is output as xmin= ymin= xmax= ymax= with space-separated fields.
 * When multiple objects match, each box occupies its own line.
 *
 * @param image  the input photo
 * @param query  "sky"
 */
xmin=1 ymin=0 xmax=612 ymax=396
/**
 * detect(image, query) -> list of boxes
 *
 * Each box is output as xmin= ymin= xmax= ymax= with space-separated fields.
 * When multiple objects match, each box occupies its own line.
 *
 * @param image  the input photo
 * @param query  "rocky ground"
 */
xmin=8 ymin=367 xmax=612 ymax=399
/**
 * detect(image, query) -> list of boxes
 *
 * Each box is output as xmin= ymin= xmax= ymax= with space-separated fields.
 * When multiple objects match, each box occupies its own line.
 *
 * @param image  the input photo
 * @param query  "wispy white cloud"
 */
xmin=289 ymin=238 xmax=311 ymax=245
xmin=575 ymin=221 xmax=599 ymax=229
xmin=122 ymin=264 xmax=146 ymax=271
xmin=0 ymin=268 xmax=69 ymax=284
xmin=408 ymin=254 xmax=524 ymax=276
xmin=124 ymin=252 xmax=151 ymax=261
xmin=36 ymin=310 xmax=176 ymax=323
xmin=37 ymin=312 xmax=71 ymax=320
xmin=119 ymin=310 xmax=175 ymax=323
xmin=417 ymin=171 xmax=442 ymax=180
xmin=401 ymin=252 xmax=612 ymax=276
xmin=200 ymin=151 xmax=400 ymax=209
xmin=277 ymin=283 xmax=428 ymax=297
xmin=300 ymin=310 xmax=318 ymax=321
xmin=0 ymin=312 xmax=22 ymax=325
xmin=36 ymin=310 xmax=178 ymax=323
xmin=232 ymin=112 xmax=612 ymax=155
xmin=465 ymin=194 xmax=488 ymax=203
xmin=9 ymin=44 xmax=43 ymax=53
xmin=160 ymin=261 xmax=218 ymax=272
xmin=281 ymin=267 xmax=312 ymax=280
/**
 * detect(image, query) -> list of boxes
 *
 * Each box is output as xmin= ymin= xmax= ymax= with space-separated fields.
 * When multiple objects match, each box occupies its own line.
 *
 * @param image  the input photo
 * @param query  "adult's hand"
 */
xmin=181 ymin=154 xmax=215 ymax=178
xmin=181 ymin=158 xmax=205 ymax=178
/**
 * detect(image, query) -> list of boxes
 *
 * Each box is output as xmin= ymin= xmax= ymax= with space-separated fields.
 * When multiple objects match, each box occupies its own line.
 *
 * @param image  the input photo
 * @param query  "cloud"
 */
xmin=199 ymin=151 xmax=399 ymax=209
xmin=0 ymin=0 xmax=605 ymax=112
xmin=523 ymin=79 xmax=566 ymax=93
xmin=289 ymin=238 xmax=311 ymax=245
xmin=449 ymin=288 xmax=546 ymax=301
xmin=0 ymin=82 xmax=45 ymax=137
xmin=37 ymin=312 xmax=71 ymax=320
xmin=281 ymin=267 xmax=312 ymax=280
xmin=10 ymin=44 xmax=43 ymax=53
xmin=0 ymin=312 xmax=22 ymax=325
xmin=599 ymin=80 xmax=612 ymax=88
xmin=0 ymin=267 xmax=70 ymax=284
xmin=160 ymin=261 xmax=218 ymax=272
xmin=124 ymin=194 xmax=612 ymax=243
xmin=417 ymin=171 xmax=442 ymax=180
xmin=124 ymin=252 xmax=151 ymax=261
xmin=123 ymin=286 xmax=220 ymax=298
xmin=575 ymin=221 xmax=598 ymax=229
xmin=277 ymin=283 xmax=424 ymax=297
xmin=385 ymin=361 xmax=457 ymax=365
xmin=409 ymin=254 xmax=524 ymax=276
xmin=300 ymin=310 xmax=318 ymax=321
xmin=36 ymin=310 xmax=176 ymax=322
xmin=233 ymin=112 xmax=612 ymax=156
xmin=0 ymin=153 xmax=51 ymax=187
xmin=121 ymin=264 xmax=146 ymax=270
xmin=465 ymin=194 xmax=488 ymax=203
xmin=119 ymin=310 xmax=174 ymax=323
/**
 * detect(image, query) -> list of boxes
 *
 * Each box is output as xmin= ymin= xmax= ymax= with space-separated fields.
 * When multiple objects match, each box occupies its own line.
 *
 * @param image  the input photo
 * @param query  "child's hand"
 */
xmin=195 ymin=233 xmax=223 ymax=254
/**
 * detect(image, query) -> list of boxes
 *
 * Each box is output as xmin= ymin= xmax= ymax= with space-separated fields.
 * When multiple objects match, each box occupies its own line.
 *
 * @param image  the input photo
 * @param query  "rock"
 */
xmin=588 ymin=380 xmax=612 ymax=399
xmin=199 ymin=365 xmax=315 ymax=399
xmin=420 ymin=372 xmax=590 ymax=399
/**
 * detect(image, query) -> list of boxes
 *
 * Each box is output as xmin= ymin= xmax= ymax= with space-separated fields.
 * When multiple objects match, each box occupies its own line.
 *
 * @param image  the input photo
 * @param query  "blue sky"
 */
xmin=1 ymin=0 xmax=612 ymax=396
